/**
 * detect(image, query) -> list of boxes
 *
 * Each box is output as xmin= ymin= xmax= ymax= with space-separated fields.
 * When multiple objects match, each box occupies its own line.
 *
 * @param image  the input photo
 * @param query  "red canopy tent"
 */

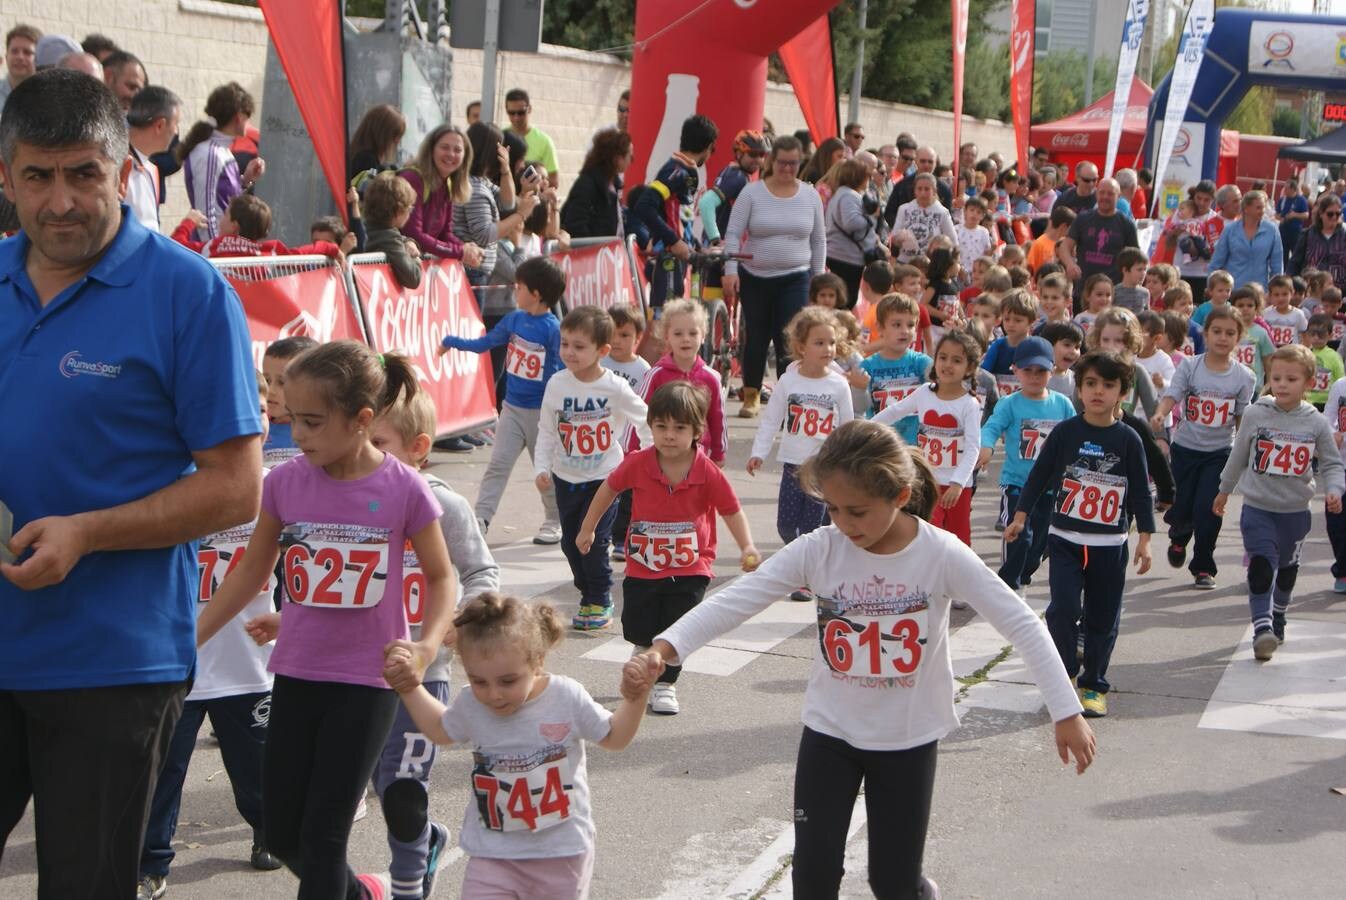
xmin=1031 ymin=78 xmax=1237 ymax=187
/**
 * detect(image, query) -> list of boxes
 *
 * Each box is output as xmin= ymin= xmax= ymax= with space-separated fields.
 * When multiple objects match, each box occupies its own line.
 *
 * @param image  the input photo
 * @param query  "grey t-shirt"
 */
xmin=1165 ymin=355 xmax=1257 ymax=452
xmin=1113 ymin=285 xmax=1150 ymax=314
xmin=441 ymin=674 xmax=612 ymax=859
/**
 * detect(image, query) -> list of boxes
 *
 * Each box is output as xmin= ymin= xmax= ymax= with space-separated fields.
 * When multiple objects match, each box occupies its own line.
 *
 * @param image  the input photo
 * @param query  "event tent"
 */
xmin=1277 ymin=125 xmax=1346 ymax=164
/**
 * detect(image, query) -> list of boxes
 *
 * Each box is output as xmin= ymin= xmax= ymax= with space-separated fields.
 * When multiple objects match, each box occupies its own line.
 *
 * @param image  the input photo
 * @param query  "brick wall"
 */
xmin=5 ymin=0 xmax=1017 ymax=223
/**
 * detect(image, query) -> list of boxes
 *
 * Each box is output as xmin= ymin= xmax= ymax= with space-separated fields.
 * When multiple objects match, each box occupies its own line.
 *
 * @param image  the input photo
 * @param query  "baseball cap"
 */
xmin=36 ymin=35 xmax=82 ymax=70
xmin=1012 ymin=336 xmax=1055 ymax=371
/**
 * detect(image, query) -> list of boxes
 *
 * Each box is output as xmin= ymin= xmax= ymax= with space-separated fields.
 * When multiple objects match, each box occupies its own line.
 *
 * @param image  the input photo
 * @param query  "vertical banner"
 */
xmin=779 ymin=13 xmax=840 ymax=144
xmin=1009 ymin=0 xmax=1035 ymax=172
xmin=950 ymin=0 xmax=970 ymax=181
xmin=1151 ymin=0 xmax=1215 ymax=215
xmin=1105 ymin=0 xmax=1150 ymax=178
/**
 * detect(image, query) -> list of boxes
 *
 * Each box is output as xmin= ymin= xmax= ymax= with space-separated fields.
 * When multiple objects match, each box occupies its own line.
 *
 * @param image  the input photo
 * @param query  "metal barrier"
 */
xmin=208 ymin=254 xmax=334 ymax=280
xmin=539 ymin=235 xmax=649 ymax=317
xmin=209 ymin=254 xmax=370 ymax=347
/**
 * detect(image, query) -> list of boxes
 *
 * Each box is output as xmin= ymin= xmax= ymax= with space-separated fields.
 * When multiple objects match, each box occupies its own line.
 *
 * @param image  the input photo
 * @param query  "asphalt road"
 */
xmin=5 ymin=410 xmax=1346 ymax=899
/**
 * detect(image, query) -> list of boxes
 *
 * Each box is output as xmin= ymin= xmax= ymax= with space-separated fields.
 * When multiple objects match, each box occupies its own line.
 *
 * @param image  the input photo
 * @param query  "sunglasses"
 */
xmin=774 ymin=159 xmax=801 ymax=168
xmin=900 ymin=155 xmax=916 ymax=163
xmin=506 ymin=108 xmax=528 ymax=117
xmin=1078 ymin=176 xmax=1098 ymax=183
xmin=1325 ymin=210 xmax=1342 ymax=218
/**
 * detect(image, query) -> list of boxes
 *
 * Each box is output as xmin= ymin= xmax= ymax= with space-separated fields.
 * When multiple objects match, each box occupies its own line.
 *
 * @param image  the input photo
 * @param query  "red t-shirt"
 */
xmin=607 ymin=446 xmax=741 ymax=580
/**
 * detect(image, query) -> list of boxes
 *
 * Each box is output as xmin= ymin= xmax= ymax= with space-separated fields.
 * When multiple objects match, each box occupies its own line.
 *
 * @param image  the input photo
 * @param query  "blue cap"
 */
xmin=1012 ymin=336 xmax=1055 ymax=371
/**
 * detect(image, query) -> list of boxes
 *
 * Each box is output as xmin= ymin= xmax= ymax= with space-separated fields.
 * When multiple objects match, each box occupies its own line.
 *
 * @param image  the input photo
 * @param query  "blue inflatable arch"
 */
xmin=1144 ymin=8 xmax=1346 ymax=211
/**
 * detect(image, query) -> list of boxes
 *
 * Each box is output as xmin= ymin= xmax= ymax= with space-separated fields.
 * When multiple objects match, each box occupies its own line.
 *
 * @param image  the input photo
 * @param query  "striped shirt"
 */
xmin=724 ymin=180 xmax=826 ymax=279
xmin=452 ymin=176 xmax=510 ymax=275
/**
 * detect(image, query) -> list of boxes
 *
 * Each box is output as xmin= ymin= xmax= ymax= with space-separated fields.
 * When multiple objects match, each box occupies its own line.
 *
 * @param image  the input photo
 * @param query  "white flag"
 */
xmin=1104 ymin=0 xmax=1149 ymax=179
xmin=1151 ymin=0 xmax=1215 ymax=216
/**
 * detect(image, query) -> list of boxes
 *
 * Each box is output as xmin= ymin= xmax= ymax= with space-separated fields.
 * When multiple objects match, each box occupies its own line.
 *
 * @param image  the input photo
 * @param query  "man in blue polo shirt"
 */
xmin=0 ymin=70 xmax=262 ymax=898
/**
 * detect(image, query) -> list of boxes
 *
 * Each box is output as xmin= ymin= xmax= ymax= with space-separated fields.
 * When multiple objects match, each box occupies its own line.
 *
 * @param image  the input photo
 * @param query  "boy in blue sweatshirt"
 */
xmin=860 ymin=292 xmax=932 ymax=446
xmin=1006 ymin=350 xmax=1155 ymax=719
xmin=978 ymin=336 xmax=1077 ymax=592
xmin=441 ymin=256 xmax=563 ymax=544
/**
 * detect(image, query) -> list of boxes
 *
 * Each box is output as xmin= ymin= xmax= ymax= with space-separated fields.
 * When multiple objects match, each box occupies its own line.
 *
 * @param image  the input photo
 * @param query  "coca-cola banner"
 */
xmin=552 ymin=240 xmax=643 ymax=312
xmin=225 ymin=264 xmax=365 ymax=370
xmin=352 ymin=259 xmax=498 ymax=438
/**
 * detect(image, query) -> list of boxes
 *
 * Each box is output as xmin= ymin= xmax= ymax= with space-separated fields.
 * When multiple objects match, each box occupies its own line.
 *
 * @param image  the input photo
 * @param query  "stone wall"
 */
xmin=6 ymin=0 xmax=1018 ymax=224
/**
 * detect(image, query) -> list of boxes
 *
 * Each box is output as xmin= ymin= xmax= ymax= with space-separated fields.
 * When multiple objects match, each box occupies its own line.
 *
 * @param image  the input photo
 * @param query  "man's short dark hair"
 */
xmin=81 ymin=33 xmax=118 ymax=58
xmin=126 ymin=85 xmax=181 ymax=128
xmin=228 ymin=194 xmax=271 ymax=240
xmin=895 ymin=134 xmax=918 ymax=152
xmin=265 ymin=336 xmax=319 ymax=361
xmin=862 ymin=260 xmax=894 ymax=294
xmin=102 ymin=50 xmax=144 ymax=79
xmin=1074 ymin=350 xmax=1133 ymax=395
xmin=844 ymin=122 xmax=862 ymax=136
xmin=1117 ymin=247 xmax=1148 ymax=270
xmin=504 ymin=88 xmax=530 ymax=106
xmin=0 ymin=69 xmax=128 ymax=165
xmin=679 ymin=114 xmax=718 ymax=154
xmin=515 ymin=256 xmax=566 ymax=308
xmin=309 ymin=215 xmax=346 ymax=243
xmin=7 ymin=24 xmax=41 ymax=49
xmin=1049 ymin=205 xmax=1076 ymax=230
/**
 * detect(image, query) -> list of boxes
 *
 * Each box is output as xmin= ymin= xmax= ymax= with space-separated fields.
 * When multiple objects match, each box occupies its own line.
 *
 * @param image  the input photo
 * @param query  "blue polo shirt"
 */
xmin=0 ymin=208 xmax=261 ymax=690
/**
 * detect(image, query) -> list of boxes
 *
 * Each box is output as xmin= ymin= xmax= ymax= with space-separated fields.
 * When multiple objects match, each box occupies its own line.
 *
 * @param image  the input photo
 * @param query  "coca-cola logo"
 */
xmin=363 ymin=261 xmax=480 ymax=385
xmin=1051 ymin=133 xmax=1090 ymax=148
xmin=556 ymin=244 xmax=633 ymax=311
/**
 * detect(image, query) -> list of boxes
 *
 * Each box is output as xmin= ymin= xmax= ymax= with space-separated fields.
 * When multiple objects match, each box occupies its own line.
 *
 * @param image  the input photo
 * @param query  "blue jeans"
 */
xmin=555 ymin=475 xmax=618 ymax=606
xmin=1045 ymin=536 xmax=1128 ymax=693
xmin=1165 ymin=443 xmax=1230 ymax=576
xmin=998 ymin=484 xmax=1054 ymax=590
xmin=142 ymin=691 xmax=270 ymax=877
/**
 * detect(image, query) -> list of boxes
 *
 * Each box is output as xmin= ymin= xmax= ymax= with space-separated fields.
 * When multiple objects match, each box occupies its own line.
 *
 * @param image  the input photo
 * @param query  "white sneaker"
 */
xmin=649 ymin=683 xmax=680 ymax=715
xmin=533 ymin=523 xmax=562 ymax=545
xmin=353 ymin=794 xmax=368 ymax=823
xmin=950 ymin=598 xmax=969 ymax=610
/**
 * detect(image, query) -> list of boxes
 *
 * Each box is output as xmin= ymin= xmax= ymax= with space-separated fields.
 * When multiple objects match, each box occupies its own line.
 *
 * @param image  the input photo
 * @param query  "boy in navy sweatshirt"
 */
xmin=1006 ymin=350 xmax=1155 ymax=719
xmin=441 ymin=256 xmax=564 ymax=544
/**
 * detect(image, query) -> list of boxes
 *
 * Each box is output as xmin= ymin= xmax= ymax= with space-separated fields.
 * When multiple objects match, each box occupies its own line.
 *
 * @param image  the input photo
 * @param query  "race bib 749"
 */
xmin=1253 ymin=430 xmax=1314 ymax=477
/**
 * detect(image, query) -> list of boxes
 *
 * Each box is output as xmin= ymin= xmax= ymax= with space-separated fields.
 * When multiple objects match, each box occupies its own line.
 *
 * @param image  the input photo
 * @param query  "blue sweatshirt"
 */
xmin=860 ymin=349 xmax=931 ymax=444
xmin=1016 ymin=415 xmax=1156 ymax=541
xmin=980 ymin=390 xmax=1078 ymax=488
xmin=980 ymin=335 xmax=1024 ymax=376
xmin=442 ymin=308 xmax=561 ymax=409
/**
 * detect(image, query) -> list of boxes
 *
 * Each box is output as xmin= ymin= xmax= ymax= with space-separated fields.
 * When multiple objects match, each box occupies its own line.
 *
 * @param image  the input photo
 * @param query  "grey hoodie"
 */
xmin=1218 ymin=397 xmax=1345 ymax=513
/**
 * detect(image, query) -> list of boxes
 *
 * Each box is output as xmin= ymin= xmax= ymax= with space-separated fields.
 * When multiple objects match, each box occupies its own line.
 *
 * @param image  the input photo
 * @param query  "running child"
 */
xmin=137 ymin=374 xmax=281 ymax=900
xmin=1263 ymin=274 xmax=1309 ymax=348
xmin=635 ymin=420 xmax=1094 ymax=898
xmin=1321 ymin=286 xmax=1346 ymax=348
xmin=980 ymin=288 xmax=1038 ymax=399
xmin=978 ymin=336 xmax=1077 ymax=592
xmin=955 ymin=198 xmax=994 ymax=282
xmin=536 ymin=307 xmax=652 ymax=631
xmin=262 ymin=336 xmax=318 ymax=466
xmin=1306 ymin=314 xmax=1345 ymax=410
xmin=748 ymin=308 xmax=855 ymax=551
xmin=1136 ymin=310 xmax=1177 ymax=395
xmin=578 ymin=382 xmax=760 ymax=715
xmin=1033 ymin=272 xmax=1073 ymax=333
xmin=602 ymin=304 xmax=651 ymax=563
xmin=1162 ymin=284 xmax=1206 ymax=356
xmin=440 ymin=255 xmax=564 ymax=544
xmin=1041 ymin=321 xmax=1084 ymax=397
xmin=1006 ymin=351 xmax=1156 ymax=718
xmin=873 ymin=330 xmax=982 ymax=545
xmin=968 ymin=294 xmax=1001 ymax=340
xmin=1149 ymin=308 xmax=1257 ymax=591
xmin=861 ymin=293 xmax=933 ymax=446
xmin=381 ymin=593 xmax=653 ymax=900
xmin=1214 ymin=345 xmax=1343 ymax=660
xmin=196 ymin=342 xmax=458 ymax=900
xmin=368 ymin=387 xmax=500 ymax=900
xmin=1231 ymin=286 xmax=1276 ymax=387
xmin=633 ymin=299 xmax=728 ymax=458
xmin=1192 ymin=269 xmax=1234 ymax=327
xmin=809 ymin=271 xmax=848 ymax=310
xmin=1073 ymin=274 xmax=1113 ymax=335
xmin=1144 ymin=263 xmax=1178 ymax=311
xmin=957 ymin=254 xmax=992 ymax=306
xmin=921 ymin=246 xmax=963 ymax=339
xmin=830 ymin=309 xmax=872 ymax=417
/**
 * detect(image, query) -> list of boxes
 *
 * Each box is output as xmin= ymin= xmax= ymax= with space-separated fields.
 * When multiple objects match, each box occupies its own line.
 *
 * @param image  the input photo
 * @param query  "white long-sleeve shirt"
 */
xmin=657 ymin=522 xmax=1083 ymax=751
xmin=749 ymin=367 xmax=854 ymax=465
xmin=535 ymin=369 xmax=652 ymax=483
xmin=872 ymin=384 xmax=982 ymax=487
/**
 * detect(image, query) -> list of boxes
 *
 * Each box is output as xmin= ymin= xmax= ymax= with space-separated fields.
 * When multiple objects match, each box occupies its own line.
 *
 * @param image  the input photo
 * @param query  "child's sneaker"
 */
xmin=136 ymin=875 xmax=166 ymax=900
xmin=1079 ymin=688 xmax=1107 ymax=718
xmin=587 ymin=603 xmax=613 ymax=629
xmin=1334 ymin=577 xmax=1346 ymax=594
xmin=650 ymin=683 xmax=680 ymax=715
xmin=534 ymin=523 xmax=562 ymax=545
xmin=353 ymin=793 xmax=368 ymax=822
xmin=423 ymin=822 xmax=450 ymax=898
xmin=572 ymin=605 xmax=597 ymax=630
xmin=790 ymin=588 xmax=814 ymax=602
xmin=919 ymin=875 xmax=941 ymax=899
xmin=611 ymin=545 xmax=626 ymax=562
xmin=1253 ymin=629 xmax=1279 ymax=661
xmin=1273 ymin=614 xmax=1286 ymax=644
xmin=1167 ymin=543 xmax=1186 ymax=568
xmin=1193 ymin=573 xmax=1216 ymax=590
xmin=356 ymin=872 xmax=390 ymax=900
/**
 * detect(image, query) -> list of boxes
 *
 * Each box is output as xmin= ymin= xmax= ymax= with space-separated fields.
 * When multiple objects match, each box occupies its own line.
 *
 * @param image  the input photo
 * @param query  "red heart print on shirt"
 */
xmin=539 ymin=723 xmax=571 ymax=743
xmin=923 ymin=411 xmax=959 ymax=429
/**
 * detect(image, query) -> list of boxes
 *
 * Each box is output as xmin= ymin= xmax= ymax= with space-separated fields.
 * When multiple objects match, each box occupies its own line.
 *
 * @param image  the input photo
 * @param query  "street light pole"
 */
xmin=847 ymin=0 xmax=867 ymax=128
xmin=1083 ymin=0 xmax=1097 ymax=106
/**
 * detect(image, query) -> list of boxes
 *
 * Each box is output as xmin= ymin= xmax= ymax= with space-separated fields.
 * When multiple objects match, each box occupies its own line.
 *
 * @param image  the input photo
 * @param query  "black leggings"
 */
xmin=740 ymin=268 xmax=810 ymax=389
xmin=792 ymin=728 xmax=938 ymax=900
xmin=263 ymin=675 xmax=399 ymax=900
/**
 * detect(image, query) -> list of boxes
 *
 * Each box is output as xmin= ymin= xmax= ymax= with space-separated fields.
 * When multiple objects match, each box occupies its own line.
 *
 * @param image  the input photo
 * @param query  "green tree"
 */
xmin=1030 ymin=51 xmax=1115 ymax=124
xmin=539 ymin=0 xmax=634 ymax=51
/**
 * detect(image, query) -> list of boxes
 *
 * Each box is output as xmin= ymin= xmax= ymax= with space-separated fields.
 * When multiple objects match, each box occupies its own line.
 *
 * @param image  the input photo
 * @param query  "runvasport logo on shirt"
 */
xmin=59 ymin=351 xmax=121 ymax=379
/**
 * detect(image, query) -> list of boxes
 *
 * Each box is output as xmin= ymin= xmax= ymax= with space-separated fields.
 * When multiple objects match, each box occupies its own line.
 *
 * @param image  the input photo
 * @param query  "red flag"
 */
xmin=258 ymin=0 xmax=348 ymax=223
xmin=779 ymin=13 xmax=839 ymax=145
xmin=1009 ymin=0 xmax=1035 ymax=172
xmin=950 ymin=0 xmax=969 ymax=182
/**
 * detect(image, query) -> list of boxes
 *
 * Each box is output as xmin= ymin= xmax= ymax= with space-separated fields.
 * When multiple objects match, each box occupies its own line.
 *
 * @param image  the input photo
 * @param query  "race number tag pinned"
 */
xmin=0 ymin=502 xmax=14 ymax=564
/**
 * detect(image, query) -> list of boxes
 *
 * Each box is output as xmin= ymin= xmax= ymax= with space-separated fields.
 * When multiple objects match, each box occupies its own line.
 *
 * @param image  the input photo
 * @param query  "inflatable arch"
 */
xmin=1144 ymin=7 xmax=1346 ymax=215
xmin=627 ymin=0 xmax=841 ymax=191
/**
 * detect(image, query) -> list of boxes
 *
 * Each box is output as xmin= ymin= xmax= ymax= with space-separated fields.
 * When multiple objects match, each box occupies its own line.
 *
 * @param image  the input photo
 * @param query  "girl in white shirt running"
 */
xmin=873 ymin=329 xmax=983 ymax=545
xmin=637 ymin=420 xmax=1095 ymax=899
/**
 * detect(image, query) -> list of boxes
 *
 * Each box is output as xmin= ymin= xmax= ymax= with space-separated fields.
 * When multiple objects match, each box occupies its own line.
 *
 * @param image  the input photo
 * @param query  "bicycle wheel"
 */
xmin=702 ymin=299 xmax=731 ymax=385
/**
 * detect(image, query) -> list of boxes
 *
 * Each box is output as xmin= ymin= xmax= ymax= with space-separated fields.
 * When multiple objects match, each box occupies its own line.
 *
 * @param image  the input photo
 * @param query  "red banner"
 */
xmin=950 ymin=0 xmax=969 ymax=183
xmin=353 ymin=259 xmax=498 ymax=438
xmin=1009 ymin=0 xmax=1035 ymax=172
xmin=227 ymin=265 xmax=365 ymax=370
xmin=552 ymin=241 xmax=642 ymax=312
xmin=779 ymin=14 xmax=839 ymax=145
xmin=258 ymin=0 xmax=347 ymax=222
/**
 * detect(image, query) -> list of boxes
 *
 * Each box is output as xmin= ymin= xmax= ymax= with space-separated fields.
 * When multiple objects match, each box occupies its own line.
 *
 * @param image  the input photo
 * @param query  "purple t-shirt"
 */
xmin=263 ymin=453 xmax=441 ymax=688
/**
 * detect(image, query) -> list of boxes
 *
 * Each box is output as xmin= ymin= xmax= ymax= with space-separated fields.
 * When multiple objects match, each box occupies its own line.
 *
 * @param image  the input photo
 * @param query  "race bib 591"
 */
xmin=279 ymin=523 xmax=391 ymax=609
xmin=1183 ymin=393 xmax=1236 ymax=428
xmin=472 ymin=751 xmax=574 ymax=833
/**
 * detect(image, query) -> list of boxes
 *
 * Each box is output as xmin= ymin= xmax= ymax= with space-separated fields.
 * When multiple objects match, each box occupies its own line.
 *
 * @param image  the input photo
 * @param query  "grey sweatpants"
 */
xmin=474 ymin=401 xmax=559 ymax=529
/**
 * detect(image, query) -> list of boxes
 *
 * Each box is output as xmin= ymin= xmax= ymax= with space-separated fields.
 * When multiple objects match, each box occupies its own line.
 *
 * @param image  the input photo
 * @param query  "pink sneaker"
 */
xmin=356 ymin=872 xmax=391 ymax=900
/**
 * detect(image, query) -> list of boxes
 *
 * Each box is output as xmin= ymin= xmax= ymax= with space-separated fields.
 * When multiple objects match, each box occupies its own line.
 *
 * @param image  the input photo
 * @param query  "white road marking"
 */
xmin=1199 ymin=621 xmax=1346 ymax=741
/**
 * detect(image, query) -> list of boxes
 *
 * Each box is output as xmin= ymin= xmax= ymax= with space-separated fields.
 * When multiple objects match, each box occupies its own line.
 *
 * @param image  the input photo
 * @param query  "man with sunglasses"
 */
xmin=504 ymin=87 xmax=559 ymax=189
xmin=1052 ymin=160 xmax=1100 ymax=216
xmin=884 ymin=145 xmax=952 ymax=228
